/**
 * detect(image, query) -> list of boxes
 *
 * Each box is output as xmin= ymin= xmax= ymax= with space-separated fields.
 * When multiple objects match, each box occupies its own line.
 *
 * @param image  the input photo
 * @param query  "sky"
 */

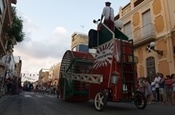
xmin=13 ymin=0 xmax=130 ymax=75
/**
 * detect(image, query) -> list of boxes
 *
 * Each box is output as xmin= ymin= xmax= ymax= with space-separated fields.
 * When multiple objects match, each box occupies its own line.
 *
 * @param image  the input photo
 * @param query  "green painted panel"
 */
xmin=73 ymin=90 xmax=89 ymax=95
xmin=115 ymin=28 xmax=129 ymax=40
xmin=98 ymin=23 xmax=129 ymax=46
xmin=98 ymin=23 xmax=113 ymax=46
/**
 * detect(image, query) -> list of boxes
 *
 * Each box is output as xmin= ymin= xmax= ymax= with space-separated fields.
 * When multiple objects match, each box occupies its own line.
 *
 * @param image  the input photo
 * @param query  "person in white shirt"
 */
xmin=154 ymin=73 xmax=161 ymax=102
xmin=151 ymin=78 xmax=156 ymax=101
xmin=101 ymin=2 xmax=115 ymax=31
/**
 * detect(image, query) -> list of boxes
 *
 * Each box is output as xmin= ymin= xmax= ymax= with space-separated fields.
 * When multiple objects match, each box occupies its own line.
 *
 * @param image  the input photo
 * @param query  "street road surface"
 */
xmin=0 ymin=92 xmax=174 ymax=115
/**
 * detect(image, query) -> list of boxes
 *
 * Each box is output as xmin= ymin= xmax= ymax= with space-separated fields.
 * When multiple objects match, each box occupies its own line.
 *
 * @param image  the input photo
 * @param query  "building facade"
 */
xmin=37 ymin=63 xmax=61 ymax=87
xmin=0 ymin=0 xmax=18 ymax=89
xmin=115 ymin=0 xmax=175 ymax=78
xmin=38 ymin=69 xmax=49 ymax=86
xmin=49 ymin=63 xmax=60 ymax=86
xmin=0 ymin=0 xmax=17 ymax=55
xmin=71 ymin=32 xmax=89 ymax=52
xmin=15 ymin=58 xmax=22 ymax=78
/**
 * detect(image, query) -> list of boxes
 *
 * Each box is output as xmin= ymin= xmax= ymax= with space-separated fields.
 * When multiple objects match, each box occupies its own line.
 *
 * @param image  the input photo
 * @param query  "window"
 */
xmin=75 ymin=45 xmax=89 ymax=52
xmin=124 ymin=21 xmax=132 ymax=39
xmin=142 ymin=10 xmax=152 ymax=38
xmin=146 ymin=56 xmax=156 ymax=79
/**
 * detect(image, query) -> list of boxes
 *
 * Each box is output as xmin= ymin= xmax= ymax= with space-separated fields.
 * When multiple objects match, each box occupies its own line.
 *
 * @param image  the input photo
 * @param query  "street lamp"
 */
xmin=146 ymin=42 xmax=163 ymax=56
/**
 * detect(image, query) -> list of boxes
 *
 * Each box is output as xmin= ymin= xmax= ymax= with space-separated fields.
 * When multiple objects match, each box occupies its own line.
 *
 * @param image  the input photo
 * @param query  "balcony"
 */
xmin=126 ymin=23 xmax=156 ymax=47
xmin=134 ymin=0 xmax=145 ymax=7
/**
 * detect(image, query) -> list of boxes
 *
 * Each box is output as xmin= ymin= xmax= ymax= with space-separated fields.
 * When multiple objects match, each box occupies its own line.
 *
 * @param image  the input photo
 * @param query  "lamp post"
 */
xmin=146 ymin=42 xmax=163 ymax=56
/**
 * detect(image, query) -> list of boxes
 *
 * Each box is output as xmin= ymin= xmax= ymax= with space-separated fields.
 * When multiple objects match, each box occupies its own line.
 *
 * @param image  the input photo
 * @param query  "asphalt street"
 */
xmin=0 ymin=92 xmax=174 ymax=115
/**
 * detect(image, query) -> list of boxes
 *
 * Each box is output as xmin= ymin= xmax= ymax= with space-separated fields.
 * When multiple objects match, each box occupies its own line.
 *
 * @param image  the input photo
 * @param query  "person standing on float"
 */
xmin=101 ymin=1 xmax=115 ymax=31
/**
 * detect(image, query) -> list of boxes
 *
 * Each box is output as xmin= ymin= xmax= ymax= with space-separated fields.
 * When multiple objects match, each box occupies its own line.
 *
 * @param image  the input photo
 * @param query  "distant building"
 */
xmin=115 ymin=0 xmax=175 ymax=78
xmin=71 ymin=32 xmax=89 ymax=52
xmin=49 ymin=63 xmax=60 ymax=86
xmin=15 ymin=58 xmax=22 ymax=78
xmin=38 ymin=69 xmax=49 ymax=86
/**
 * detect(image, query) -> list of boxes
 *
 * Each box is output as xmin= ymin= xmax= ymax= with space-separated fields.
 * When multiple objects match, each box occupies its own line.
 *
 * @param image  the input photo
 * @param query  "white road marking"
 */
xmin=36 ymin=95 xmax=43 ymax=98
xmin=46 ymin=95 xmax=56 ymax=98
xmin=24 ymin=92 xmax=34 ymax=95
xmin=24 ymin=95 xmax=32 ymax=97
xmin=23 ymin=93 xmax=56 ymax=98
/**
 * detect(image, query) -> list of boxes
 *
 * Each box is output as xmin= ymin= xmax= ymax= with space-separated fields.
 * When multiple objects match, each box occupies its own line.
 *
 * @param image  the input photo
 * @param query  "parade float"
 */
xmin=59 ymin=19 xmax=147 ymax=111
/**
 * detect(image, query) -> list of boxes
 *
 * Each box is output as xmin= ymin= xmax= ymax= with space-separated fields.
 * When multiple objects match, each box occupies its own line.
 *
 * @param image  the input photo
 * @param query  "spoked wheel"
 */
xmin=134 ymin=91 xmax=147 ymax=109
xmin=94 ymin=91 xmax=107 ymax=111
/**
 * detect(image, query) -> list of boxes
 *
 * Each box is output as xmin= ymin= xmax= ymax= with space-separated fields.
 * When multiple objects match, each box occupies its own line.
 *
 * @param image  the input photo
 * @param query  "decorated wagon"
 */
xmin=58 ymin=20 xmax=147 ymax=111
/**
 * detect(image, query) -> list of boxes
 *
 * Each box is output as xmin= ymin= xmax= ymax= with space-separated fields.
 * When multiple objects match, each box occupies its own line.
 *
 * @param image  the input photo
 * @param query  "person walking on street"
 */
xmin=56 ymin=84 xmax=60 ymax=98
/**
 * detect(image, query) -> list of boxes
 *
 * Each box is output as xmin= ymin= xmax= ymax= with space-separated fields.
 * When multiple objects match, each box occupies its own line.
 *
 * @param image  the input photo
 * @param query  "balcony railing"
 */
xmin=134 ymin=0 xmax=145 ymax=7
xmin=125 ymin=23 xmax=156 ymax=47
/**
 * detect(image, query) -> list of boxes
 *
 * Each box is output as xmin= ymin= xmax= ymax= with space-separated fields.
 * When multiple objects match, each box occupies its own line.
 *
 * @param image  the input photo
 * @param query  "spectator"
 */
xmin=144 ymin=77 xmax=152 ymax=104
xmin=164 ymin=75 xmax=173 ymax=105
xmin=151 ymin=77 xmax=156 ymax=101
xmin=159 ymin=73 xmax=165 ymax=103
xmin=154 ymin=73 xmax=161 ymax=102
xmin=171 ymin=74 xmax=175 ymax=104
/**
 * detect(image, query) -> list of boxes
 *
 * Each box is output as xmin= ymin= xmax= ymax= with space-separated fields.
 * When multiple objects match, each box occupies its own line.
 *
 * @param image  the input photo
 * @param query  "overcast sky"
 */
xmin=13 ymin=0 xmax=130 ymax=76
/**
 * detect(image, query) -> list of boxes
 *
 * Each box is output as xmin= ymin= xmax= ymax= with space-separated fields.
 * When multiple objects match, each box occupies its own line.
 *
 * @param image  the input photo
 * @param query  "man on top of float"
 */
xmin=101 ymin=1 xmax=115 ymax=31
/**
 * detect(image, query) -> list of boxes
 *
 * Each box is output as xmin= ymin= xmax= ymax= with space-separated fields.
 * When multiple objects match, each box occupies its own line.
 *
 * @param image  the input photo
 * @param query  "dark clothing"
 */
xmin=104 ymin=19 xmax=114 ymax=31
xmin=159 ymin=81 xmax=165 ymax=88
xmin=155 ymin=88 xmax=160 ymax=101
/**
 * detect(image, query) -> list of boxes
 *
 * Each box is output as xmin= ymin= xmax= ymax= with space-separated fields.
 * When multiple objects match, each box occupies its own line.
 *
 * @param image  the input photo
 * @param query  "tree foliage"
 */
xmin=6 ymin=6 xmax=25 ymax=43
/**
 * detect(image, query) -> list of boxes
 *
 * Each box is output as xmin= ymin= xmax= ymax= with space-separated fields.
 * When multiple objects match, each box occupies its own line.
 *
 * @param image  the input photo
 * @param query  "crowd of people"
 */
xmin=33 ymin=84 xmax=59 ymax=96
xmin=138 ymin=73 xmax=175 ymax=105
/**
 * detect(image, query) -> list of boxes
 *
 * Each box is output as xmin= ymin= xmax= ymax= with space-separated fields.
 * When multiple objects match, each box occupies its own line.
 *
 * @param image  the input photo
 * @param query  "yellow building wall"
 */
xmin=152 ymin=0 xmax=162 ymax=15
xmin=133 ymin=12 xmax=140 ymax=27
xmin=136 ymin=0 xmax=170 ymax=77
xmin=119 ymin=0 xmax=175 ymax=77
xmin=158 ymin=60 xmax=169 ymax=76
xmin=139 ymin=65 xmax=144 ymax=77
xmin=154 ymin=15 xmax=164 ymax=33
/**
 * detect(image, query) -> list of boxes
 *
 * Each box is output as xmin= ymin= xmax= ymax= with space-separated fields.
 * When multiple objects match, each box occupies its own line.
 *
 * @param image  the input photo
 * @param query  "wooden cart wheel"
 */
xmin=59 ymin=50 xmax=94 ymax=102
xmin=134 ymin=91 xmax=147 ymax=109
xmin=94 ymin=91 xmax=107 ymax=111
xmin=59 ymin=51 xmax=74 ymax=101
